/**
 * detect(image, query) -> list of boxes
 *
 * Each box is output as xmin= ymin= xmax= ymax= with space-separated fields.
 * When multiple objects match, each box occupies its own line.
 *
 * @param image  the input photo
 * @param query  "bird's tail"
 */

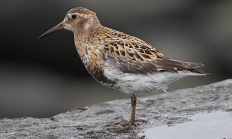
xmin=156 ymin=58 xmax=207 ymax=76
xmin=174 ymin=60 xmax=207 ymax=76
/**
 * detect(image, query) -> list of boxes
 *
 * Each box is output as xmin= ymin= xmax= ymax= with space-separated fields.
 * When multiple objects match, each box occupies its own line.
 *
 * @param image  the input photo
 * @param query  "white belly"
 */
xmin=103 ymin=66 xmax=185 ymax=94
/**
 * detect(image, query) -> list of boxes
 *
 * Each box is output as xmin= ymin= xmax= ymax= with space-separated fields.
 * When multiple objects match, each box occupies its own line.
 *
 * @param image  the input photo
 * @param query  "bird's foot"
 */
xmin=115 ymin=117 xmax=148 ymax=130
xmin=116 ymin=120 xmax=135 ymax=130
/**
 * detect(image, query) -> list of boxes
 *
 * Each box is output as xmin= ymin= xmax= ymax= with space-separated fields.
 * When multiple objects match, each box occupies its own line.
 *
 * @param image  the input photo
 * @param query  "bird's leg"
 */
xmin=115 ymin=94 xmax=147 ymax=130
xmin=115 ymin=94 xmax=137 ymax=130
xmin=129 ymin=94 xmax=136 ymax=126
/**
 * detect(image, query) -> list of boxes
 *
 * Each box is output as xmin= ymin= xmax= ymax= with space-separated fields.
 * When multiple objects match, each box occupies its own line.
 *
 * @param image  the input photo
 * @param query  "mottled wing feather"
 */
xmin=103 ymin=54 xmax=159 ymax=74
xmin=97 ymin=27 xmax=165 ymax=62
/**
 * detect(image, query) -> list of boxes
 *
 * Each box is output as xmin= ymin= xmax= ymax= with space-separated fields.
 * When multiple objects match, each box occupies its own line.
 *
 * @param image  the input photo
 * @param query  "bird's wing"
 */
xmin=97 ymin=27 xmax=165 ymax=61
xmin=97 ymin=27 xmax=205 ymax=75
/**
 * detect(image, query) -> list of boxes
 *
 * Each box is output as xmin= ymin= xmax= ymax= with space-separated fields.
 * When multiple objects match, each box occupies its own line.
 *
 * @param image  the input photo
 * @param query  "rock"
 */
xmin=0 ymin=79 xmax=232 ymax=139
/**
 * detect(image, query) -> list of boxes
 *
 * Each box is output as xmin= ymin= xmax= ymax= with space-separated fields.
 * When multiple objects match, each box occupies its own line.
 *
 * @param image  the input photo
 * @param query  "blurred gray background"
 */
xmin=0 ymin=0 xmax=231 ymax=118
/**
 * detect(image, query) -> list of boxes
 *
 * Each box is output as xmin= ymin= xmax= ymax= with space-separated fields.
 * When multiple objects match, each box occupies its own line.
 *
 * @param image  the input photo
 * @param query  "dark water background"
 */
xmin=0 ymin=0 xmax=231 ymax=118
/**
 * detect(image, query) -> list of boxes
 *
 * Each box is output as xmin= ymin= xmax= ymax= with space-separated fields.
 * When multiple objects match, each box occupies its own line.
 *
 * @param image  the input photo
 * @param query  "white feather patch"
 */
xmin=103 ymin=61 xmax=186 ymax=95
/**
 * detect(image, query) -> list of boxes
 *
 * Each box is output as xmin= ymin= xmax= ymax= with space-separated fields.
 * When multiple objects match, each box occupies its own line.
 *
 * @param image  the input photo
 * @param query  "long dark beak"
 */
xmin=39 ymin=22 xmax=65 ymax=39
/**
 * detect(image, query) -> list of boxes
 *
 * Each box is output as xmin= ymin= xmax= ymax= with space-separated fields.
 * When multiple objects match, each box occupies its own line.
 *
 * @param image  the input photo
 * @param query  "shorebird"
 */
xmin=39 ymin=7 xmax=206 ymax=129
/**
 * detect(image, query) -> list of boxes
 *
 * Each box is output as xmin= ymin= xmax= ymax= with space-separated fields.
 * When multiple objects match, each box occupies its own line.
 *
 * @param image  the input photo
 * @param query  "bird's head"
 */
xmin=39 ymin=7 xmax=100 ymax=39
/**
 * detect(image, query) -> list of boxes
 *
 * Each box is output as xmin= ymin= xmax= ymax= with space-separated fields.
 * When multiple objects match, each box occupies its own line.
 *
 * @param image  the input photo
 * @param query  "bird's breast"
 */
xmin=75 ymin=42 xmax=117 ymax=87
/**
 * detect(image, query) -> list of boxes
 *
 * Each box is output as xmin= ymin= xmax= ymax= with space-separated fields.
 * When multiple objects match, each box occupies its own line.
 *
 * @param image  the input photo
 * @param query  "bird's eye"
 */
xmin=71 ymin=14 xmax=77 ymax=19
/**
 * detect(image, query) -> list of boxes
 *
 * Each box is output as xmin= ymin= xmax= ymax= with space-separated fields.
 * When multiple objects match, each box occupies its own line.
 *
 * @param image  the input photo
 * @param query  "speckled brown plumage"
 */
xmin=39 ymin=7 xmax=206 ymax=129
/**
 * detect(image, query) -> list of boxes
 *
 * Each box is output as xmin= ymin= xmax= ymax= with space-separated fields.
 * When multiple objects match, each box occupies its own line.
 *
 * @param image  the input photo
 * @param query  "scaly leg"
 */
xmin=129 ymin=94 xmax=136 ymax=126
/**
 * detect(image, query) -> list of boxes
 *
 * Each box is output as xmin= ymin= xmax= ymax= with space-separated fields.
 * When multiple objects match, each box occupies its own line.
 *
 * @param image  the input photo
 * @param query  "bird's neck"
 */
xmin=73 ymin=16 xmax=102 ymax=40
xmin=74 ymin=27 xmax=100 ymax=56
xmin=74 ymin=30 xmax=105 ymax=81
